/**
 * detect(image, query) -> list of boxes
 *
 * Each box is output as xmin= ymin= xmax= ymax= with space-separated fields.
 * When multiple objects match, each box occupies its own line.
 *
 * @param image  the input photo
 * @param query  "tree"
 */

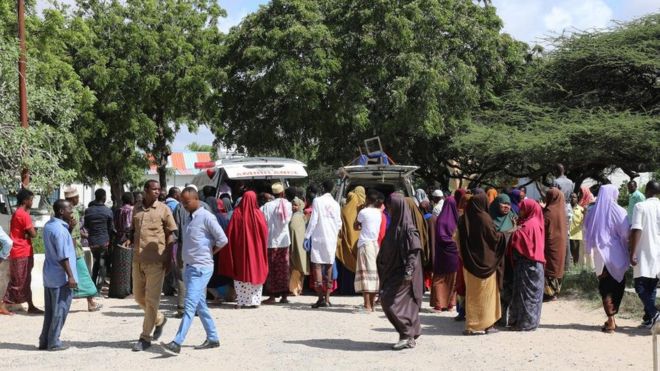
xmin=0 ymin=4 xmax=91 ymax=193
xmin=213 ymin=0 xmax=525 ymax=181
xmin=68 ymin=0 xmax=225 ymax=198
xmin=185 ymin=142 xmax=214 ymax=153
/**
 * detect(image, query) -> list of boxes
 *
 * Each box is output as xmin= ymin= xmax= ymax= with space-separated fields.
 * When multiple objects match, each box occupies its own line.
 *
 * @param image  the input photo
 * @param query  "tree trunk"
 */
xmin=154 ymin=112 xmax=170 ymax=190
xmin=109 ymin=176 xmax=124 ymax=208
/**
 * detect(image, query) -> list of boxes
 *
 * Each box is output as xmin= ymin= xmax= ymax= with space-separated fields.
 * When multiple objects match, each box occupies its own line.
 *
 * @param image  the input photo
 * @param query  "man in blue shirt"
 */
xmin=162 ymin=187 xmax=227 ymax=355
xmin=39 ymin=199 xmax=78 ymax=351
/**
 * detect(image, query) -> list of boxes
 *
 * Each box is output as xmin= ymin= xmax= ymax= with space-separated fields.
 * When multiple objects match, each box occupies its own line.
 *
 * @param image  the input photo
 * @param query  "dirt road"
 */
xmin=0 ymin=294 xmax=653 ymax=370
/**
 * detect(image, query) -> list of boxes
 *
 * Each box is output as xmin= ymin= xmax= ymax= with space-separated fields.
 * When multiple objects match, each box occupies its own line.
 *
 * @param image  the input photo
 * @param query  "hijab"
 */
xmin=486 ymin=188 xmax=498 ymax=205
xmin=509 ymin=189 xmax=522 ymax=214
xmin=454 ymin=189 xmax=467 ymax=210
xmin=217 ymin=191 xmax=269 ymax=285
xmin=583 ymin=184 xmax=630 ymax=282
xmin=434 ymin=196 xmax=460 ymax=274
xmin=377 ymin=194 xmax=423 ymax=298
xmin=509 ymin=199 xmax=545 ymax=263
xmin=543 ymin=188 xmax=568 ymax=278
xmin=579 ymin=186 xmax=595 ymax=208
xmin=336 ymin=187 xmax=366 ymax=272
xmin=405 ymin=197 xmax=430 ymax=268
xmin=289 ymin=197 xmax=309 ymax=275
xmin=458 ymin=193 xmax=506 ymax=281
xmin=489 ymin=194 xmax=516 ymax=232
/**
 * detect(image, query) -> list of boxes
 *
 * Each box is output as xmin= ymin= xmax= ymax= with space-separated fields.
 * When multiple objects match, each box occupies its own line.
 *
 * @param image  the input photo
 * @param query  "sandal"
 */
xmin=601 ymin=321 xmax=616 ymax=333
xmin=87 ymin=303 xmax=103 ymax=312
xmin=463 ymin=330 xmax=484 ymax=336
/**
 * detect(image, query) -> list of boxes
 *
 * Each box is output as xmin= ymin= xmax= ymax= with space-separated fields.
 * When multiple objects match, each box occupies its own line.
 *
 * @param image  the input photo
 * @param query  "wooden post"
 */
xmin=18 ymin=0 xmax=29 ymax=188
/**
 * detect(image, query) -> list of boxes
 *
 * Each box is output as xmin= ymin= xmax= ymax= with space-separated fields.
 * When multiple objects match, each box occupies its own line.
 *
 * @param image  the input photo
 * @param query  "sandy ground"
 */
xmin=0 ymin=291 xmax=655 ymax=371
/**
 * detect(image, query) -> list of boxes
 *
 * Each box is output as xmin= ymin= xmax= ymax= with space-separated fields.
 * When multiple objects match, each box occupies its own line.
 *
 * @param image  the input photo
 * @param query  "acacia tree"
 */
xmin=214 ymin=0 xmax=525 ymax=179
xmin=69 ymin=0 xmax=225 ymax=197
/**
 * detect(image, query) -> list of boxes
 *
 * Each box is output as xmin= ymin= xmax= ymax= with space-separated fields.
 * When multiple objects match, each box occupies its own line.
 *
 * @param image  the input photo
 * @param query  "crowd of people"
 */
xmin=0 ymin=165 xmax=658 ymax=352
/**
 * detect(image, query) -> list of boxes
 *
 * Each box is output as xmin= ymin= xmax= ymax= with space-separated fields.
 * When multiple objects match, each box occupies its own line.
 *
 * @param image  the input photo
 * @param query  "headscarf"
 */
xmin=336 ymin=187 xmax=366 ymax=272
xmin=353 ymin=186 xmax=366 ymax=204
xmin=458 ymin=193 xmax=506 ymax=282
xmin=578 ymin=186 xmax=595 ymax=208
xmin=289 ymin=197 xmax=309 ymax=275
xmin=405 ymin=197 xmax=430 ymax=268
xmin=415 ymin=189 xmax=429 ymax=204
xmin=377 ymin=193 xmax=423 ymax=299
xmin=472 ymin=188 xmax=485 ymax=195
xmin=509 ymin=199 xmax=545 ymax=263
xmin=217 ymin=191 xmax=269 ymax=285
xmin=509 ymin=189 xmax=521 ymax=214
xmin=583 ymin=184 xmax=630 ymax=282
xmin=489 ymin=194 xmax=516 ymax=232
xmin=486 ymin=188 xmax=498 ymax=205
xmin=454 ymin=189 xmax=467 ymax=210
xmin=221 ymin=197 xmax=234 ymax=220
xmin=457 ymin=193 xmax=471 ymax=215
xmin=434 ymin=196 xmax=459 ymax=274
xmin=543 ymin=189 xmax=568 ymax=279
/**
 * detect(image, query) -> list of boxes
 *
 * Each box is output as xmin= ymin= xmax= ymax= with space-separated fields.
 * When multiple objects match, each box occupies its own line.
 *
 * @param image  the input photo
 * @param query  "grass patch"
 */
xmin=562 ymin=267 xmax=650 ymax=320
xmin=32 ymin=233 xmax=45 ymax=255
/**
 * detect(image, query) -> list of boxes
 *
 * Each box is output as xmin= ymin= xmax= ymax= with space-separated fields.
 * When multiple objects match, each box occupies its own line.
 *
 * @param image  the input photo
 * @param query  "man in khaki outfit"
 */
xmin=126 ymin=180 xmax=177 ymax=351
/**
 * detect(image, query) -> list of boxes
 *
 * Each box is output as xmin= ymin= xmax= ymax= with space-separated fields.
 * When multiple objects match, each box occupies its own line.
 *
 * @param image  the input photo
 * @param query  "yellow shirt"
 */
xmin=569 ymin=205 xmax=584 ymax=240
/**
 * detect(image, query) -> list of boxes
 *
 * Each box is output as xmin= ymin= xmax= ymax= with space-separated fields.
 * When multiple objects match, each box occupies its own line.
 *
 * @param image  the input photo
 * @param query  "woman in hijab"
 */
xmin=578 ymin=186 xmax=596 ymax=208
xmin=415 ymin=189 xmax=429 ymax=205
xmin=509 ymin=189 xmax=522 ymax=215
xmin=486 ymin=188 xmax=498 ymax=206
xmin=454 ymin=191 xmax=471 ymax=321
xmin=583 ymin=184 xmax=630 ymax=333
xmin=377 ymin=193 xmax=424 ymax=350
xmin=289 ymin=198 xmax=309 ymax=296
xmin=218 ymin=191 xmax=269 ymax=309
xmin=336 ymin=186 xmax=366 ymax=295
xmin=508 ymin=199 xmax=546 ymax=331
xmin=489 ymin=194 xmax=517 ymax=325
xmin=458 ymin=193 xmax=506 ymax=335
xmin=543 ymin=189 xmax=568 ymax=302
xmin=404 ymin=197 xmax=430 ymax=272
xmin=431 ymin=197 xmax=459 ymax=311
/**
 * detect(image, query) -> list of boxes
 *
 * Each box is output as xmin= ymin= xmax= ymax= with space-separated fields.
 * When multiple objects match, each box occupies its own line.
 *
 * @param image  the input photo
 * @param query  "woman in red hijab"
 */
xmin=218 ymin=191 xmax=269 ymax=309
xmin=508 ymin=199 xmax=546 ymax=331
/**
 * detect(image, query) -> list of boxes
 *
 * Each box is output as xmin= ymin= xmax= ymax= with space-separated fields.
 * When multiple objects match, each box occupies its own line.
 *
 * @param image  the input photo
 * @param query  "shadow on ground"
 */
xmin=283 ymin=339 xmax=392 ymax=351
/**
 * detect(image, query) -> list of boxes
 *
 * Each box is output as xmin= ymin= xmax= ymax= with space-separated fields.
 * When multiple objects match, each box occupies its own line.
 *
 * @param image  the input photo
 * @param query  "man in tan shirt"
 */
xmin=126 ymin=180 xmax=177 ymax=352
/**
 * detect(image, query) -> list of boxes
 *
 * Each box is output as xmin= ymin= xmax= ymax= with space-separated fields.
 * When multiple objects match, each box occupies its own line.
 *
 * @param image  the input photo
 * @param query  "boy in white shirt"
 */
xmin=354 ymin=190 xmax=383 ymax=312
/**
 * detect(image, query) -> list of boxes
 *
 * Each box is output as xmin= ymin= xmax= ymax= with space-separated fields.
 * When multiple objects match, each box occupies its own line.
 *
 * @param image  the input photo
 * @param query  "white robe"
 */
xmin=305 ymin=193 xmax=342 ymax=264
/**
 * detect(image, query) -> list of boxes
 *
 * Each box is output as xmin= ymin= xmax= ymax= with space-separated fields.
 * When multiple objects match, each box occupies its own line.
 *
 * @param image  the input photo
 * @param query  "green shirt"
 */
xmin=72 ymin=207 xmax=84 ymax=258
xmin=628 ymin=190 xmax=646 ymax=223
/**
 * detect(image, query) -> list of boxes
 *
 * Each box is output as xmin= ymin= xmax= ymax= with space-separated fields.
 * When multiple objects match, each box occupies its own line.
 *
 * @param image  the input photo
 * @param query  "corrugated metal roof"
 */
xmin=147 ymin=152 xmax=211 ymax=176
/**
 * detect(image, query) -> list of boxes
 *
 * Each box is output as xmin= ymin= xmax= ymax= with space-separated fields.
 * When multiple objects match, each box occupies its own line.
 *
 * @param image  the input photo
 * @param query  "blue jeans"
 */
xmin=173 ymin=265 xmax=218 ymax=345
xmin=634 ymin=277 xmax=659 ymax=321
xmin=39 ymin=285 xmax=73 ymax=349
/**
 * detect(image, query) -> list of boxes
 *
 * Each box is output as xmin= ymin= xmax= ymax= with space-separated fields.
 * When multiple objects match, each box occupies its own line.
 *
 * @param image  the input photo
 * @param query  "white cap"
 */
xmin=431 ymin=190 xmax=443 ymax=198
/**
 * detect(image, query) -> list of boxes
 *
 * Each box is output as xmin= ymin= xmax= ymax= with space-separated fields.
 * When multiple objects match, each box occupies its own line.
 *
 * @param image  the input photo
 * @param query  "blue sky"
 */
xmin=35 ymin=0 xmax=659 ymax=151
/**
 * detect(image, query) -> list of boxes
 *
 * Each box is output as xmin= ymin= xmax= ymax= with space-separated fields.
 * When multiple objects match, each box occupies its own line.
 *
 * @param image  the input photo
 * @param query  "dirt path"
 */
xmin=0 ymin=294 xmax=653 ymax=370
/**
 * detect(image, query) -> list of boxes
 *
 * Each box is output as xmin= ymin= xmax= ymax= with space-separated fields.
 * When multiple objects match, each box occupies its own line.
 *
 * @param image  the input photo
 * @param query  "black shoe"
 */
xmin=38 ymin=345 xmax=47 ymax=351
xmin=132 ymin=339 xmax=151 ymax=352
xmin=153 ymin=317 xmax=167 ymax=341
xmin=49 ymin=345 xmax=69 ymax=352
xmin=174 ymin=312 xmax=184 ymax=319
xmin=311 ymin=300 xmax=328 ymax=309
xmin=194 ymin=340 xmax=220 ymax=350
xmin=161 ymin=341 xmax=180 ymax=355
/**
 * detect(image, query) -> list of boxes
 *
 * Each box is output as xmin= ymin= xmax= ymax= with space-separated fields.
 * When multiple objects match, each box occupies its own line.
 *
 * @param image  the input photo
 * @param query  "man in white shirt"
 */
xmin=629 ymin=181 xmax=660 ymax=328
xmin=354 ymin=190 xmax=382 ymax=312
xmin=261 ymin=183 xmax=293 ymax=305
xmin=431 ymin=190 xmax=444 ymax=216
xmin=305 ymin=180 xmax=342 ymax=308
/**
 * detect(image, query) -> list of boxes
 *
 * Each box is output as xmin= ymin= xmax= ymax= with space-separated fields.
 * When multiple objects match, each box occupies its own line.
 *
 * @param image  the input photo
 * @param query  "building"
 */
xmin=145 ymin=151 xmax=213 ymax=188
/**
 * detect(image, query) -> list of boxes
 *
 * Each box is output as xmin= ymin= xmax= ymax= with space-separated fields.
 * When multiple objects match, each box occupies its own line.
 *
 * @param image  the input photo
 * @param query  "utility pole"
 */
xmin=18 ymin=0 xmax=29 ymax=188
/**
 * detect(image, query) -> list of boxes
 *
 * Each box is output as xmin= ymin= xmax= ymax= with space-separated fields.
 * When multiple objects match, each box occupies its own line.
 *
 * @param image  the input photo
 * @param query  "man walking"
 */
xmin=627 ymin=180 xmax=646 ymax=223
xmin=126 ymin=180 xmax=177 ymax=351
xmin=261 ymin=183 xmax=293 ymax=304
xmin=84 ymin=189 xmax=114 ymax=291
xmin=305 ymin=180 xmax=342 ymax=308
xmin=629 ymin=181 xmax=660 ymax=328
xmin=39 ymin=200 xmax=78 ymax=351
xmin=161 ymin=187 xmax=227 ymax=355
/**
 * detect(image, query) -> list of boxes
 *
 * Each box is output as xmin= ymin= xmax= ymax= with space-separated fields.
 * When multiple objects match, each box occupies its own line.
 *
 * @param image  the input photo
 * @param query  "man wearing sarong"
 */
xmin=305 ymin=180 xmax=342 ymax=308
xmin=3 ymin=188 xmax=42 ymax=314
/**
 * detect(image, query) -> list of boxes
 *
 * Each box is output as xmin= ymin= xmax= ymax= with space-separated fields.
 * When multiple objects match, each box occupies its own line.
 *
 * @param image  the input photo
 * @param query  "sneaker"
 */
xmin=153 ymin=317 xmax=167 ymax=341
xmin=132 ymin=339 xmax=151 ymax=352
xmin=650 ymin=312 xmax=660 ymax=329
xmin=311 ymin=300 xmax=328 ymax=309
xmin=49 ymin=345 xmax=69 ymax=352
xmin=161 ymin=341 xmax=181 ymax=355
xmin=640 ymin=319 xmax=652 ymax=329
